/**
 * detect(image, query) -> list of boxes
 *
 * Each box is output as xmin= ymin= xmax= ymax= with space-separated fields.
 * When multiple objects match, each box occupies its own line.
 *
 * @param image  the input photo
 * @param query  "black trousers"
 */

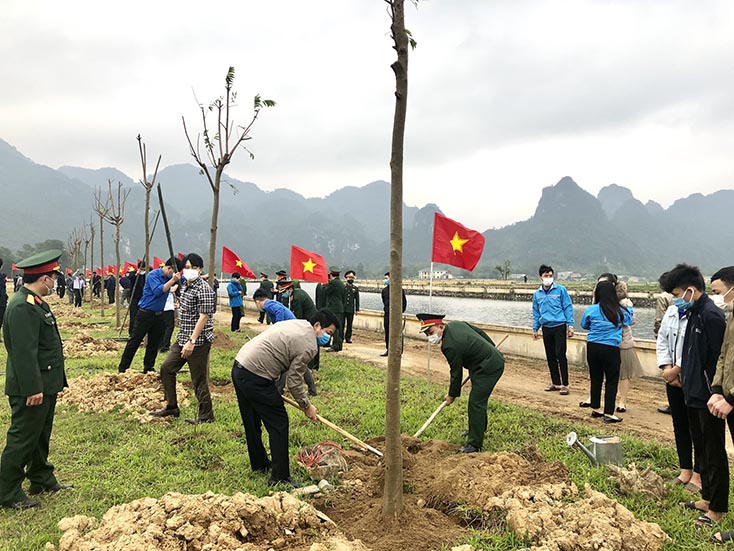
xmin=232 ymin=363 xmax=290 ymax=481
xmin=383 ymin=312 xmax=390 ymax=350
xmin=107 ymin=289 xmax=115 ymax=304
xmin=666 ymin=384 xmax=700 ymax=472
xmin=0 ymin=395 xmax=59 ymax=505
xmin=73 ymin=289 xmax=82 ymax=307
xmin=688 ymin=407 xmax=728 ymax=512
xmin=330 ymin=312 xmax=345 ymax=351
xmin=231 ymin=306 xmax=243 ymax=332
xmin=160 ymin=342 xmax=213 ymax=420
xmin=344 ymin=312 xmax=354 ymax=342
xmin=159 ymin=310 xmax=175 ymax=352
xmin=586 ymin=342 xmax=620 ymax=415
xmin=0 ymin=305 xmax=5 ymax=334
xmin=542 ymin=324 xmax=569 ymax=386
xmin=117 ymin=309 xmax=164 ymax=373
xmin=128 ymin=300 xmax=140 ymax=336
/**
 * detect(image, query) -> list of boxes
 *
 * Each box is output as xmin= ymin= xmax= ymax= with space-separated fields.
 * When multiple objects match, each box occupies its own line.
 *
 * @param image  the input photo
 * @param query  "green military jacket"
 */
xmin=3 ymin=287 xmax=67 ymax=397
xmin=258 ymin=279 xmax=274 ymax=299
xmin=344 ymin=283 xmax=360 ymax=314
xmin=324 ymin=277 xmax=346 ymax=314
xmin=290 ymin=288 xmax=317 ymax=321
xmin=440 ymin=321 xmax=504 ymax=398
xmin=315 ymin=283 xmax=325 ymax=309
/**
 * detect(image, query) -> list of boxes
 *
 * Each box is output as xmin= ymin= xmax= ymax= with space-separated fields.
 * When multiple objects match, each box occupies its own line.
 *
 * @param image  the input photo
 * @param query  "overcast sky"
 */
xmin=3 ymin=0 xmax=733 ymax=230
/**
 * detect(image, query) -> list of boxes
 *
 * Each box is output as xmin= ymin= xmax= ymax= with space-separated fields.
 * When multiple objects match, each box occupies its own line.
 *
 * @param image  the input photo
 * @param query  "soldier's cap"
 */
xmin=275 ymin=270 xmax=287 ymax=276
xmin=276 ymin=279 xmax=293 ymax=288
xmin=260 ymin=272 xmax=269 ymax=278
xmin=16 ymin=249 xmax=64 ymax=276
xmin=329 ymin=266 xmax=340 ymax=275
xmin=416 ymin=313 xmax=446 ymax=333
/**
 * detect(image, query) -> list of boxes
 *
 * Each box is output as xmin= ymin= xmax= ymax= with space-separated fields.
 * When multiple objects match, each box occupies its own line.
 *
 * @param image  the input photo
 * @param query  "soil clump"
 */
xmin=63 ymin=333 xmax=123 ymax=357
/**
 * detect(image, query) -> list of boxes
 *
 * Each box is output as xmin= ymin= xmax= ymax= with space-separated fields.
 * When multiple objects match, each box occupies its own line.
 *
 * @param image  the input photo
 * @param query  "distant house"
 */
xmin=419 ymin=269 xmax=452 ymax=280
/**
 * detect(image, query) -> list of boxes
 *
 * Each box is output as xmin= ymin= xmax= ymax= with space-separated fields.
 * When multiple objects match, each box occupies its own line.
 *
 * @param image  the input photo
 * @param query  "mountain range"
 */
xmin=1 ymin=138 xmax=731 ymax=278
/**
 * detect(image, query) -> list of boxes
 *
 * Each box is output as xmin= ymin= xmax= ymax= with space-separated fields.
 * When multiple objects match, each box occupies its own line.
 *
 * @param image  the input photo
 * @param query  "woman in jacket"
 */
xmin=579 ymin=281 xmax=633 ymax=423
xmin=615 ymin=281 xmax=644 ymax=413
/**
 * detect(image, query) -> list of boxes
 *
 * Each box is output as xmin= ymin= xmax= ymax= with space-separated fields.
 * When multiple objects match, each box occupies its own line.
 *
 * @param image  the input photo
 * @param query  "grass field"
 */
xmin=0 ymin=304 xmax=730 ymax=550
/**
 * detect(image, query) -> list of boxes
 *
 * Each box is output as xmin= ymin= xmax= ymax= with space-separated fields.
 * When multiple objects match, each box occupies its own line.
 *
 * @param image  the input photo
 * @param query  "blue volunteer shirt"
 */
xmin=532 ymin=283 xmax=574 ymax=332
xmin=580 ymin=303 xmax=633 ymax=346
xmin=136 ymin=267 xmax=171 ymax=312
xmin=228 ymin=281 xmax=244 ymax=308
xmin=263 ymin=299 xmax=296 ymax=323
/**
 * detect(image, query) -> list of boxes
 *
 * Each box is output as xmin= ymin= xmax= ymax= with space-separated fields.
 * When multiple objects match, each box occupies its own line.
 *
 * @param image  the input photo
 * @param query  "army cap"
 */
xmin=276 ymin=279 xmax=293 ymax=288
xmin=16 ymin=249 xmax=64 ymax=275
xmin=416 ymin=313 xmax=446 ymax=333
xmin=329 ymin=266 xmax=340 ymax=275
xmin=275 ymin=270 xmax=287 ymax=277
xmin=259 ymin=272 xmax=269 ymax=278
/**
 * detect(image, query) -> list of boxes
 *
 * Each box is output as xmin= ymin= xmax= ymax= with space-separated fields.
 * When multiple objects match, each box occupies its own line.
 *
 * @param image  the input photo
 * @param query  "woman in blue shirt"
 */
xmin=579 ymin=281 xmax=633 ymax=423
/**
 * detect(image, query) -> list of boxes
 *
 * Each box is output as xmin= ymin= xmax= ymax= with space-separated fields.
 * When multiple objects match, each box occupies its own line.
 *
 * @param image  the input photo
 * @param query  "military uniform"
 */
xmin=274 ymin=270 xmax=288 ymax=306
xmin=257 ymin=274 xmax=274 ymax=324
xmin=440 ymin=321 xmax=504 ymax=451
xmin=0 ymin=250 xmax=69 ymax=508
xmin=289 ymin=288 xmax=317 ymax=321
xmin=324 ymin=268 xmax=346 ymax=351
xmin=343 ymin=279 xmax=360 ymax=343
xmin=315 ymin=283 xmax=326 ymax=309
xmin=0 ymin=267 xmax=8 ymax=336
xmin=275 ymin=281 xmax=318 ymax=394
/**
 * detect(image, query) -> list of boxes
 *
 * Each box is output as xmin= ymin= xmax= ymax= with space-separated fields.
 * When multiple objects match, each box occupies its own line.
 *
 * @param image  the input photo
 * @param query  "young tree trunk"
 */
xmin=99 ymin=216 xmax=105 ymax=317
xmin=383 ymin=0 xmax=409 ymax=520
xmin=144 ymin=189 xmax=150 ymax=270
xmin=208 ymin=167 xmax=224 ymax=281
xmin=115 ymin=224 xmax=121 ymax=327
xmin=89 ymin=224 xmax=95 ymax=303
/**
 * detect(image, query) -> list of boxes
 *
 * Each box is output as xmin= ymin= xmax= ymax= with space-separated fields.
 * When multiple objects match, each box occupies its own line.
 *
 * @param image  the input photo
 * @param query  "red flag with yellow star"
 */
xmin=431 ymin=212 xmax=485 ymax=271
xmin=221 ymin=246 xmax=256 ymax=279
xmin=290 ymin=245 xmax=328 ymax=283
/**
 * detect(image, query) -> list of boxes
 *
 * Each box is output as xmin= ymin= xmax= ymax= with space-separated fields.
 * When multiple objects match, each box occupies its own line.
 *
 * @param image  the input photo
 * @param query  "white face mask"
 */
xmin=712 ymin=287 xmax=733 ymax=309
xmin=44 ymin=277 xmax=56 ymax=296
xmin=427 ymin=333 xmax=441 ymax=345
xmin=183 ymin=268 xmax=199 ymax=282
xmin=542 ymin=277 xmax=554 ymax=287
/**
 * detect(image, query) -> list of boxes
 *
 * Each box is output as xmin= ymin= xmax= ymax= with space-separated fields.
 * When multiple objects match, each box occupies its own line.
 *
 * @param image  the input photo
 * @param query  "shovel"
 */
xmin=281 ymin=395 xmax=383 ymax=458
xmin=413 ymin=333 xmax=509 ymax=438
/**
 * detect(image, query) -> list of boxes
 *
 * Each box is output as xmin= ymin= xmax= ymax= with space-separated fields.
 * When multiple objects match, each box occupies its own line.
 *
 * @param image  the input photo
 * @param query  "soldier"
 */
xmin=315 ymin=282 xmax=326 ymax=310
xmin=323 ymin=267 xmax=346 ymax=352
xmin=0 ymin=258 xmax=7 ymax=338
xmin=417 ymin=313 xmax=505 ymax=453
xmin=343 ymin=270 xmax=360 ymax=344
xmin=381 ymin=272 xmax=406 ymax=357
xmin=274 ymin=270 xmax=288 ymax=306
xmin=257 ymin=273 xmax=274 ymax=324
xmin=0 ymin=250 xmax=71 ymax=509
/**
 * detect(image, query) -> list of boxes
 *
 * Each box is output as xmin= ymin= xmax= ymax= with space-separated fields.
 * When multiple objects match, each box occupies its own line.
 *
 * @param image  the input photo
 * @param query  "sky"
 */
xmin=3 ymin=0 xmax=734 ymax=231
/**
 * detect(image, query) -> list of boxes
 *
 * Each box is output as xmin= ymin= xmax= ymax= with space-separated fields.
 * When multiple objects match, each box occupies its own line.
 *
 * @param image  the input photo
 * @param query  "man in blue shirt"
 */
xmin=532 ymin=264 xmax=575 ymax=395
xmin=228 ymin=272 xmax=245 ymax=332
xmin=118 ymin=258 xmax=181 ymax=374
xmin=253 ymin=289 xmax=295 ymax=324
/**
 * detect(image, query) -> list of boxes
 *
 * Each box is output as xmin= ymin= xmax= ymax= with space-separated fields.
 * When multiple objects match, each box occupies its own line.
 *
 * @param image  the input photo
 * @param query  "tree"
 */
xmin=183 ymin=67 xmax=275 ymax=277
xmin=88 ymin=219 xmax=96 ymax=302
xmin=93 ymin=187 xmax=111 ymax=317
xmin=383 ymin=0 xmax=416 ymax=520
xmin=137 ymin=134 xmax=161 ymax=273
xmin=495 ymin=259 xmax=512 ymax=280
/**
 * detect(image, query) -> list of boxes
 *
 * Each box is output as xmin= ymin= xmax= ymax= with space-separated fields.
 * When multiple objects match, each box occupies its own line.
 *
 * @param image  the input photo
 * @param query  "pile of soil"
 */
xmin=312 ymin=436 xmax=668 ymax=551
xmin=51 ymin=301 xmax=92 ymax=319
xmin=63 ymin=334 xmax=122 ymax=357
xmin=47 ymin=491 xmax=369 ymax=551
xmin=607 ymin=463 xmax=665 ymax=502
xmin=59 ymin=372 xmax=190 ymax=423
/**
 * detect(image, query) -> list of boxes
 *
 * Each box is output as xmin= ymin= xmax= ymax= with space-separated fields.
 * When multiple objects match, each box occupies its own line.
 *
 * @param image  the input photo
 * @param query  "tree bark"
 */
xmin=115 ymin=223 xmax=121 ymax=328
xmin=383 ymin=0 xmax=409 ymax=520
xmin=99 ymin=215 xmax=105 ymax=317
xmin=208 ymin=166 xmax=224 ymax=279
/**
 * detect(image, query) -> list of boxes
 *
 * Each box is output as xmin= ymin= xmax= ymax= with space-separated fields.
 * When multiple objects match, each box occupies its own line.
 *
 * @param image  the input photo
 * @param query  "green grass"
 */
xmin=0 ymin=305 xmax=729 ymax=550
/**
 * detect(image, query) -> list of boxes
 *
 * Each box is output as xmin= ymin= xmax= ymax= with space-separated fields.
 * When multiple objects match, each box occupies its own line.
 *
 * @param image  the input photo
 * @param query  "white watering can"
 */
xmin=566 ymin=432 xmax=623 ymax=466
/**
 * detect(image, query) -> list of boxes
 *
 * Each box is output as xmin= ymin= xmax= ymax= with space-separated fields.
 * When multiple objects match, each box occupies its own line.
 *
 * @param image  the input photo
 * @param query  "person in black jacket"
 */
xmin=0 ymin=258 xmax=7 ymax=338
xmin=661 ymin=264 xmax=726 ymax=527
xmin=380 ymin=272 xmax=407 ymax=357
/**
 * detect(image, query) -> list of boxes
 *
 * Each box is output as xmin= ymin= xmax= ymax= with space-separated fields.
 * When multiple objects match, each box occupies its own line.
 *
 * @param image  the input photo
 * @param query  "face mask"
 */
xmin=183 ymin=268 xmax=199 ymax=282
xmin=712 ymin=287 xmax=734 ymax=309
xmin=317 ymin=333 xmax=331 ymax=345
xmin=383 ymin=279 xmax=389 ymax=285
xmin=282 ymin=291 xmax=290 ymax=299
xmin=542 ymin=277 xmax=554 ymax=287
xmin=673 ymin=288 xmax=694 ymax=311
xmin=347 ymin=279 xmax=355 ymax=284
xmin=44 ymin=278 xmax=56 ymax=296
xmin=427 ymin=333 xmax=441 ymax=345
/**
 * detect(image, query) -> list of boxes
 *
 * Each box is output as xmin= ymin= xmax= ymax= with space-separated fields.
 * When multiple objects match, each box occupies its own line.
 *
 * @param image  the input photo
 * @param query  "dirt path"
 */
xmin=218 ymin=312 xmax=677 ymax=446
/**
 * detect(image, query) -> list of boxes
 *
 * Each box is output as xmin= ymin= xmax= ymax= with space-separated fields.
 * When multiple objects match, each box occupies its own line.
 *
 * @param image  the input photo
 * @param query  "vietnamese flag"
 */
xmin=123 ymin=261 xmax=136 ymax=273
xmin=11 ymin=263 xmax=17 ymax=271
xmin=153 ymin=256 xmax=166 ymax=268
xmin=95 ymin=267 xmax=102 ymax=276
xmin=431 ymin=212 xmax=485 ymax=271
xmin=290 ymin=245 xmax=328 ymax=283
xmin=222 ymin=247 xmax=256 ymax=279
xmin=86 ymin=269 xmax=91 ymax=278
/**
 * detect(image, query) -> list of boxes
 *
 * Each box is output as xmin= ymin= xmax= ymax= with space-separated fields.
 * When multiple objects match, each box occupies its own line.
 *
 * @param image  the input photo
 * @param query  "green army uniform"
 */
xmin=343 ymin=281 xmax=360 ymax=343
xmin=315 ymin=283 xmax=326 ymax=309
xmin=274 ymin=271 xmax=288 ymax=306
xmin=441 ymin=321 xmax=504 ymax=450
xmin=324 ymin=270 xmax=346 ymax=351
xmin=289 ymin=288 xmax=317 ymax=321
xmin=0 ymin=251 xmax=68 ymax=507
xmin=257 ymin=276 xmax=274 ymax=324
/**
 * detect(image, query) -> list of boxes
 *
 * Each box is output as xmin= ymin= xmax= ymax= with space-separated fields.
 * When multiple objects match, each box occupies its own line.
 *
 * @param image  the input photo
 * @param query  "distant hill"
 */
xmin=2 ymin=138 xmax=733 ymax=277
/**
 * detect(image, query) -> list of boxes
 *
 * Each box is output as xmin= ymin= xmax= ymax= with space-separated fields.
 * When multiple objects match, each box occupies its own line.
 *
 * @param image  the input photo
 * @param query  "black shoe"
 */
xmin=579 ymin=401 xmax=592 ymax=408
xmin=591 ymin=411 xmax=605 ymax=418
xmin=603 ymin=415 xmax=623 ymax=424
xmin=3 ymin=497 xmax=41 ymax=510
xmin=380 ymin=351 xmax=389 ymax=357
xmin=28 ymin=483 xmax=73 ymax=496
xmin=458 ymin=444 xmax=481 ymax=453
xmin=345 ymin=340 xmax=352 ymax=344
xmin=268 ymin=477 xmax=301 ymax=488
xmin=185 ymin=417 xmax=214 ymax=425
xmin=149 ymin=407 xmax=180 ymax=418
xmin=143 ymin=368 xmax=156 ymax=374
xmin=657 ymin=406 xmax=671 ymax=415
xmin=325 ymin=347 xmax=339 ymax=353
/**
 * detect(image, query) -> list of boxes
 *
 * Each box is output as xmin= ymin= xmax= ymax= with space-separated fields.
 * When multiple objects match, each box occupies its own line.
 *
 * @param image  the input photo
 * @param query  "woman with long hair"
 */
xmin=615 ymin=281 xmax=644 ymax=412
xmin=580 ymin=280 xmax=633 ymax=423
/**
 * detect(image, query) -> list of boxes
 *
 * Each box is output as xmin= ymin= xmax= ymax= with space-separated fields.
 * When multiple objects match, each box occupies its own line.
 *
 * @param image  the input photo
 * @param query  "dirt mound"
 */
xmin=51 ymin=301 xmax=92 ymax=319
xmin=63 ymin=334 xmax=122 ymax=357
xmin=607 ymin=464 xmax=665 ymax=501
xmin=47 ymin=491 xmax=370 ymax=551
xmin=313 ymin=435 xmax=668 ymax=551
xmin=59 ymin=372 xmax=190 ymax=423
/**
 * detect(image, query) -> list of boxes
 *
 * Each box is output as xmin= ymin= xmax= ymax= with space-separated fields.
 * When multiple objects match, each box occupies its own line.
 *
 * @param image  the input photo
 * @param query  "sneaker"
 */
xmin=458 ymin=444 xmax=481 ymax=453
xmin=603 ymin=415 xmax=623 ymax=424
xmin=544 ymin=385 xmax=561 ymax=392
xmin=268 ymin=477 xmax=301 ymax=488
xmin=149 ymin=407 xmax=180 ymax=418
xmin=559 ymin=386 xmax=570 ymax=395
xmin=185 ymin=417 xmax=214 ymax=425
xmin=657 ymin=406 xmax=671 ymax=415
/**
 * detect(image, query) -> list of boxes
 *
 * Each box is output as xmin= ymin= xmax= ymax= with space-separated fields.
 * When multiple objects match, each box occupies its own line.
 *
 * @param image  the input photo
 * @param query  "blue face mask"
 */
xmin=282 ymin=291 xmax=290 ymax=299
xmin=383 ymin=279 xmax=389 ymax=285
xmin=673 ymin=288 xmax=694 ymax=311
xmin=317 ymin=333 xmax=331 ymax=345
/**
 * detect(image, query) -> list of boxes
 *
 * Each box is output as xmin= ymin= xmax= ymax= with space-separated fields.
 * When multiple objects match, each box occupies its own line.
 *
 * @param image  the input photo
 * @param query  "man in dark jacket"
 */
xmin=343 ymin=270 xmax=360 ymax=344
xmin=127 ymin=262 xmax=147 ymax=336
xmin=381 ymin=272 xmax=406 ymax=357
xmin=661 ymin=263 xmax=726 ymax=526
xmin=0 ymin=258 xmax=8 ymax=338
xmin=324 ymin=267 xmax=346 ymax=352
xmin=257 ymin=273 xmax=274 ymax=324
xmin=104 ymin=273 xmax=116 ymax=304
